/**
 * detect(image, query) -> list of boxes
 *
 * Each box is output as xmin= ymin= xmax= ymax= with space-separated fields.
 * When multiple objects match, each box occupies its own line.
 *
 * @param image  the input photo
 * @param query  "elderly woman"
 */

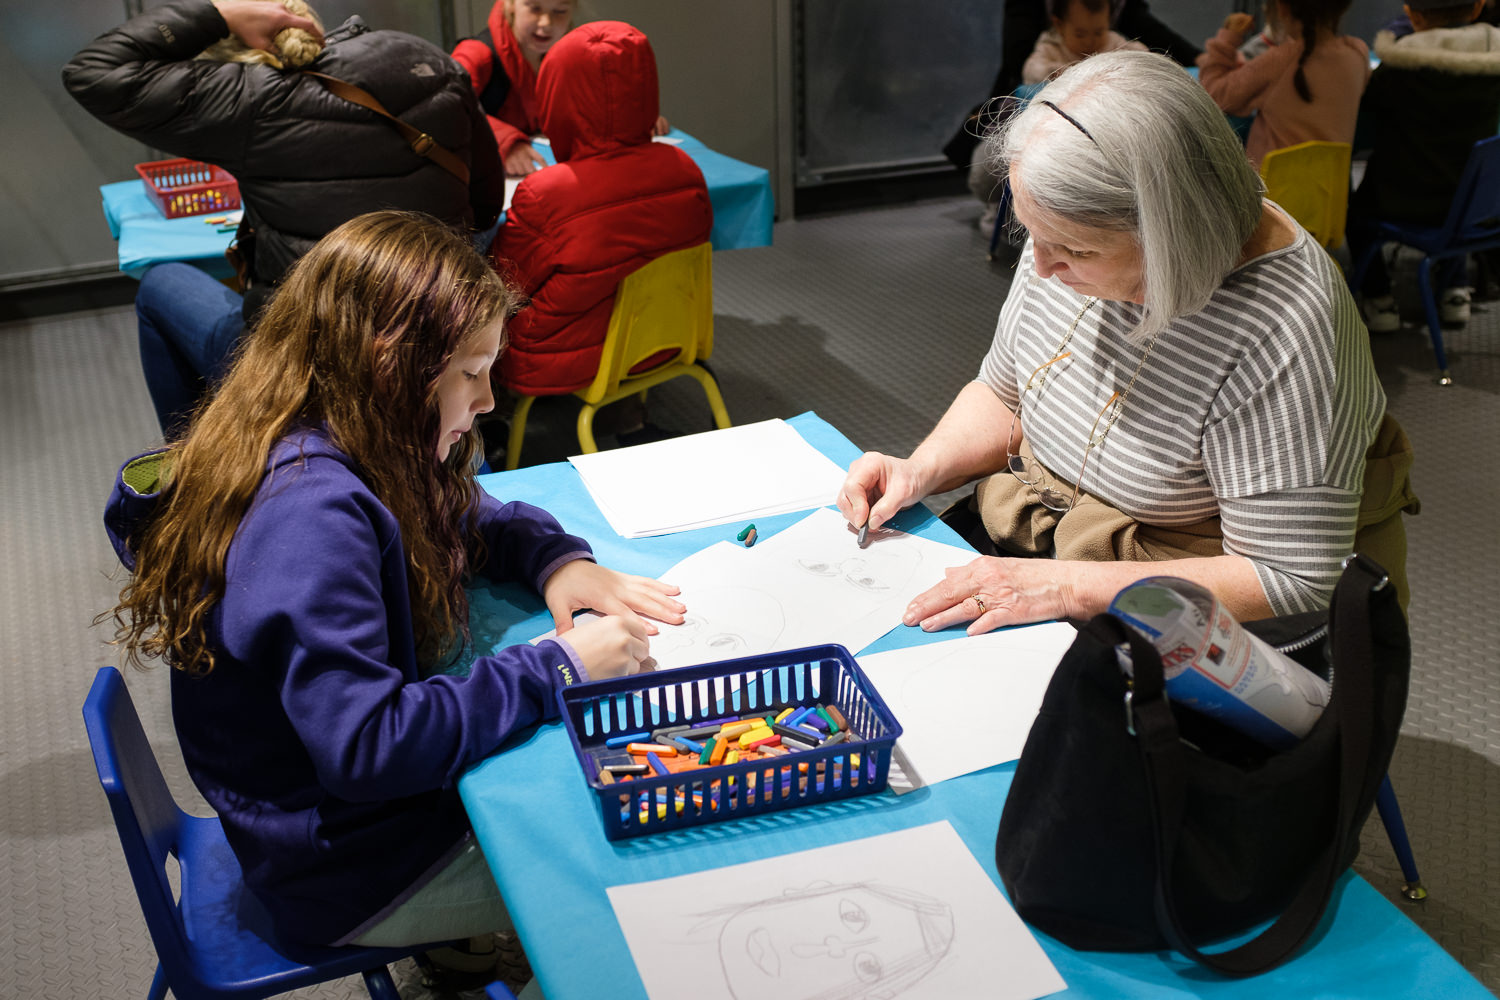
xmin=840 ymin=51 xmax=1415 ymax=633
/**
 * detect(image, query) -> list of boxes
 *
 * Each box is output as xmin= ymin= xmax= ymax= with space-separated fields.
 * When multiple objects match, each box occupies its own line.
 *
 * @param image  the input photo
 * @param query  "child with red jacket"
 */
xmin=492 ymin=21 xmax=712 ymax=397
xmin=452 ymin=0 xmax=574 ymax=176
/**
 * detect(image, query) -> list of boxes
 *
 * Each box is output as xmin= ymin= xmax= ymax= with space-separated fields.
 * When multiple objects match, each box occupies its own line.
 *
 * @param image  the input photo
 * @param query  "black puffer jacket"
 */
xmin=64 ymin=0 xmax=505 ymax=319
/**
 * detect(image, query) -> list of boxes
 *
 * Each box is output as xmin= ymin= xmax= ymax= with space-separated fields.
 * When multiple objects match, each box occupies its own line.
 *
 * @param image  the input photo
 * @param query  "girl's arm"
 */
xmin=1198 ymin=18 xmax=1295 ymax=116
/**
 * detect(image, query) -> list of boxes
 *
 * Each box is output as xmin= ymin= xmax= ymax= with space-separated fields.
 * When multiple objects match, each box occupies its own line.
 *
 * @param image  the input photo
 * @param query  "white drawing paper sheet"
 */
xmin=855 ymin=624 xmax=1078 ymax=791
xmin=535 ymin=508 xmax=980 ymax=671
xmin=567 ymin=419 xmax=848 ymax=538
xmin=606 ymin=820 xmax=1066 ymax=1000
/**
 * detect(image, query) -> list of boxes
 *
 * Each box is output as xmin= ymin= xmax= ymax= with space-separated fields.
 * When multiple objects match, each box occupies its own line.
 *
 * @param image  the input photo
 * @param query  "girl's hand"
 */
xmin=504 ymin=143 xmax=548 ymax=176
xmin=902 ymin=556 xmax=1082 ymax=635
xmin=1222 ymin=12 xmax=1254 ymax=35
xmin=561 ymin=615 xmax=651 ymax=680
xmin=542 ymin=559 xmax=685 ymax=635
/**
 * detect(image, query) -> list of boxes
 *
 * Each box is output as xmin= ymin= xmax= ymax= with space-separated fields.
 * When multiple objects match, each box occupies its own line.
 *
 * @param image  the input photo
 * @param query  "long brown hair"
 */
xmin=111 ymin=211 xmax=516 ymax=675
xmin=1284 ymin=0 xmax=1354 ymax=103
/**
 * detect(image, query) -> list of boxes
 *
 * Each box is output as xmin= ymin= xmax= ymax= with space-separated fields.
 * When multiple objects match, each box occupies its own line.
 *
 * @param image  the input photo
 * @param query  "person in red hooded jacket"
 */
xmin=492 ymin=21 xmax=712 ymax=398
xmin=452 ymin=1 xmax=670 ymax=176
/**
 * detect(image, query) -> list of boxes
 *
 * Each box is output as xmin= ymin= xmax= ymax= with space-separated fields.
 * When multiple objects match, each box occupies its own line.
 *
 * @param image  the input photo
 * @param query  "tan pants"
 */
xmin=973 ymin=413 xmax=1420 ymax=610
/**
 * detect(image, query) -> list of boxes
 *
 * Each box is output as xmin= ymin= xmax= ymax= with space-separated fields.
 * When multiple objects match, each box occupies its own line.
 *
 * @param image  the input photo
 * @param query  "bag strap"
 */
xmin=1123 ymin=555 xmax=1387 ymax=976
xmin=305 ymin=72 xmax=470 ymax=185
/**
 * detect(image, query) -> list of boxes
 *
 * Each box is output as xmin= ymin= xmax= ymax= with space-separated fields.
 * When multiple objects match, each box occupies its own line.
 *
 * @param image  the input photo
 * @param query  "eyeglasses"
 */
xmin=1002 ymin=296 xmax=1162 ymax=514
xmin=1005 ymin=380 xmax=1122 ymax=513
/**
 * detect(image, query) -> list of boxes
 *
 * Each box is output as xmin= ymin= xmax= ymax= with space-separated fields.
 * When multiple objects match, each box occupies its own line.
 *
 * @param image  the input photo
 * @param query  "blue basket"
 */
xmin=557 ymin=644 xmax=902 ymax=840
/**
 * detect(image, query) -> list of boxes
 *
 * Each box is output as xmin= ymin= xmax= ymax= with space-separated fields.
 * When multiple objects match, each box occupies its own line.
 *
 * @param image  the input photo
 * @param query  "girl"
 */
xmin=452 ymin=0 xmax=667 ymax=177
xmin=104 ymin=211 xmax=684 ymax=957
xmin=1197 ymin=0 xmax=1370 ymax=170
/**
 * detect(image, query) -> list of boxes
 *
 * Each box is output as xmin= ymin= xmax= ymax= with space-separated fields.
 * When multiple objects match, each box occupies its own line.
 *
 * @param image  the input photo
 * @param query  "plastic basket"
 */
xmin=558 ymin=644 xmax=902 ymax=841
xmin=135 ymin=158 xmax=241 ymax=219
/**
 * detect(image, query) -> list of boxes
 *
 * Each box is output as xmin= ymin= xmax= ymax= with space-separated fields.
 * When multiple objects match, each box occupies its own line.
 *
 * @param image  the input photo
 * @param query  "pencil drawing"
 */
xmin=709 ymin=880 xmax=955 ymax=999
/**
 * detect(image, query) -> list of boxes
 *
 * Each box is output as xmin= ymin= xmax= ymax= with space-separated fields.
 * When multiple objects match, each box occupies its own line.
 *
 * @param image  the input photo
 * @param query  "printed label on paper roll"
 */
xmin=1109 ymin=577 xmax=1329 ymax=749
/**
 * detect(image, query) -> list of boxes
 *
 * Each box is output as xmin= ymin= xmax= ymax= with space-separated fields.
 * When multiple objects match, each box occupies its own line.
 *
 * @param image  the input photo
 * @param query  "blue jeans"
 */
xmin=135 ymin=263 xmax=245 ymax=436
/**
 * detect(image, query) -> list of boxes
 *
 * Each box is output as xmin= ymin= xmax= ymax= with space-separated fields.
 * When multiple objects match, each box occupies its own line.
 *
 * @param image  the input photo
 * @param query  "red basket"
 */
xmin=135 ymin=158 xmax=241 ymax=219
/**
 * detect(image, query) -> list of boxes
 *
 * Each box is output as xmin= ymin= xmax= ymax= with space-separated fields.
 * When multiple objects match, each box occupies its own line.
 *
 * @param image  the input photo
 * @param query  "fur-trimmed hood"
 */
xmin=1373 ymin=23 xmax=1500 ymax=75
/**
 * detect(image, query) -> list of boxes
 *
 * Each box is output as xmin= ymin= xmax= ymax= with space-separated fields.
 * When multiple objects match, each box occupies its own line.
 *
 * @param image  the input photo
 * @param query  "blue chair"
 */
xmin=1351 ymin=134 xmax=1500 ymax=385
xmin=82 ymin=666 xmax=442 ymax=1000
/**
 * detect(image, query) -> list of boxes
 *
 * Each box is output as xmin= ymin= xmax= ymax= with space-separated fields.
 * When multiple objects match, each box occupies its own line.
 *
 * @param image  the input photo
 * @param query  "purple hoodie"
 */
xmin=104 ymin=429 xmax=591 ymax=945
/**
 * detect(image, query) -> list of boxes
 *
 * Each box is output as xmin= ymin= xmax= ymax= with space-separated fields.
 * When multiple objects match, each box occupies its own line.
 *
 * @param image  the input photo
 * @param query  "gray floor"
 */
xmin=3 ymin=195 xmax=1496 ymax=997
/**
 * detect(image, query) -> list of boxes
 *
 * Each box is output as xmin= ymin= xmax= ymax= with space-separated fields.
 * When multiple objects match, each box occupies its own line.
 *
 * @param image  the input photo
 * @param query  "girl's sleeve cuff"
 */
xmin=543 ymin=636 xmax=590 ymax=686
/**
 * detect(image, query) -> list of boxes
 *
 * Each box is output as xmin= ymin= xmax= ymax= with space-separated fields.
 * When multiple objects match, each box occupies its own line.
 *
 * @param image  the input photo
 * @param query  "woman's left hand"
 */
xmin=542 ymin=559 xmax=685 ymax=635
xmin=902 ymin=556 xmax=1081 ymax=635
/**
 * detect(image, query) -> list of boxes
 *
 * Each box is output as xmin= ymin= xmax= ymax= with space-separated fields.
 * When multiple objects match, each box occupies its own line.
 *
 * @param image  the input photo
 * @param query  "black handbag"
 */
xmin=995 ymin=554 xmax=1409 ymax=976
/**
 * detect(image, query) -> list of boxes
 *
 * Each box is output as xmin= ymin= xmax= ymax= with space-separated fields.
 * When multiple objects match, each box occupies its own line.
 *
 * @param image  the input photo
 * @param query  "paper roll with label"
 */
xmin=1107 ymin=577 xmax=1330 ymax=750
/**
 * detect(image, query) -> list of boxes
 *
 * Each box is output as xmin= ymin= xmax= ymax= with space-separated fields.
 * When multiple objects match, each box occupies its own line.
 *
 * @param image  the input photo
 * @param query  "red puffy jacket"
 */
xmin=451 ymin=3 xmax=540 ymax=160
xmin=493 ymin=22 xmax=713 ymax=396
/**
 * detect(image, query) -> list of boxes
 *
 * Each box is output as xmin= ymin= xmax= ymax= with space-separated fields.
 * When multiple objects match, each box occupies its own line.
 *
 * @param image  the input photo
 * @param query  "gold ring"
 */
xmin=973 ymin=595 xmax=987 ymax=615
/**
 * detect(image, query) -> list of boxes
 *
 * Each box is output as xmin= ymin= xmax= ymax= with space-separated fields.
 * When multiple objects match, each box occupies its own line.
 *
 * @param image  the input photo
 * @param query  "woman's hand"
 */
xmin=902 ymin=555 xmax=1083 ymax=634
xmin=542 ymin=559 xmax=685 ymax=636
xmin=504 ymin=143 xmax=548 ymax=176
xmin=837 ymin=452 xmax=932 ymax=534
xmin=561 ymin=615 xmax=652 ymax=679
xmin=215 ymin=0 xmax=322 ymax=51
xmin=653 ymin=115 xmax=670 ymax=137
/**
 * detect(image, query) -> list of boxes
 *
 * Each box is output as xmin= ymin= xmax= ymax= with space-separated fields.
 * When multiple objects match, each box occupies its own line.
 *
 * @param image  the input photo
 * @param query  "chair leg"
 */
xmin=687 ymin=364 xmax=732 ymax=429
xmin=576 ymin=403 xmax=600 ymax=454
xmin=360 ymin=964 xmax=402 ymax=1000
xmin=505 ymin=395 xmax=537 ymax=471
xmin=147 ymin=963 xmax=168 ymax=1000
xmin=1415 ymin=257 xmax=1454 ymax=385
xmin=1376 ymin=774 xmax=1427 ymax=902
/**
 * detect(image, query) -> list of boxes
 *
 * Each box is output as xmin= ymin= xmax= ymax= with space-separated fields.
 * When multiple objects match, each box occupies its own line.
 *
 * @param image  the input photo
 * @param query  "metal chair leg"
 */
xmin=1376 ymin=774 xmax=1427 ymax=901
xmin=1415 ymin=257 xmax=1454 ymax=386
xmin=361 ymin=965 xmax=403 ymax=1000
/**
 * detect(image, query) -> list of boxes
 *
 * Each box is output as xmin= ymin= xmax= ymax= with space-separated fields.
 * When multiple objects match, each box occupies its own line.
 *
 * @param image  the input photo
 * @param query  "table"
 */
xmin=458 ymin=411 xmax=1490 ymax=1000
xmin=98 ymin=129 xmax=773 ymax=279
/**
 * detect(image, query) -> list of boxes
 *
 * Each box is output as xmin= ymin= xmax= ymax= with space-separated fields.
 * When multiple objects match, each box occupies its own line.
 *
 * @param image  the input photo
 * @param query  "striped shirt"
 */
xmin=978 ymin=223 xmax=1385 ymax=613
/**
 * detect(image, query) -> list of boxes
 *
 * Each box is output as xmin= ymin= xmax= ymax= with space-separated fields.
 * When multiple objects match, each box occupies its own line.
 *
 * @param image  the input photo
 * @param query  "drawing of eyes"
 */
xmin=706 ymin=633 xmax=745 ymax=652
xmin=840 ymin=559 xmax=889 ymax=593
xmin=797 ymin=558 xmax=839 ymax=577
xmin=852 ymin=951 xmax=882 ymax=983
xmin=838 ymin=898 xmax=869 ymax=933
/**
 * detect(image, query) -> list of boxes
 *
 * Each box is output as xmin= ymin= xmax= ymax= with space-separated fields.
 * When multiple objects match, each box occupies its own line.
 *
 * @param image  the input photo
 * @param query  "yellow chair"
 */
xmin=505 ymin=242 xmax=731 ymax=469
xmin=1259 ymin=140 xmax=1352 ymax=250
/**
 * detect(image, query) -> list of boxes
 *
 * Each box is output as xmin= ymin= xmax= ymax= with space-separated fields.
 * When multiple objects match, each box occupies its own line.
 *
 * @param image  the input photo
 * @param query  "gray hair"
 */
xmin=989 ymin=50 xmax=1263 ymax=341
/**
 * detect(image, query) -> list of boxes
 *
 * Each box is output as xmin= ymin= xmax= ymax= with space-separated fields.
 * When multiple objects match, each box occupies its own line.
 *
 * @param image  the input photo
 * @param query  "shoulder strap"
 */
xmin=1129 ymin=555 xmax=1390 ymax=976
xmin=473 ymin=27 xmax=513 ymax=116
xmin=305 ymin=71 xmax=470 ymax=185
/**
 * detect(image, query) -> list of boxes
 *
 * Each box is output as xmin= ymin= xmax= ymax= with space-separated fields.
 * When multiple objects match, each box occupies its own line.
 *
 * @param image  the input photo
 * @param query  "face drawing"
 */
xmin=648 ymin=586 xmax=786 ymax=667
xmin=718 ymin=883 xmax=954 ymax=1000
xmin=794 ymin=543 xmax=920 ymax=597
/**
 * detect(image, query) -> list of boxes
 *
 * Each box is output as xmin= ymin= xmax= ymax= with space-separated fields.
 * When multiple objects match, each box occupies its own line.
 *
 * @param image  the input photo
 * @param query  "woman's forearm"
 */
xmin=907 ymin=380 xmax=1020 ymax=498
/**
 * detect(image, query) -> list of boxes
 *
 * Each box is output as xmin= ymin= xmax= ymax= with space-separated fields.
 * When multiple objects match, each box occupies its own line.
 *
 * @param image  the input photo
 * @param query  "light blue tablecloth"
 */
xmin=458 ymin=411 xmax=1488 ymax=1000
xmin=98 ymin=129 xmax=773 ymax=279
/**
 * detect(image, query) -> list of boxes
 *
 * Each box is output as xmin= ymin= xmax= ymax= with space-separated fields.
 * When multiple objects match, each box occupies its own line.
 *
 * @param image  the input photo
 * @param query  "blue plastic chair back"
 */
xmin=1438 ymin=134 xmax=1500 ymax=249
xmin=82 ymin=667 xmax=424 ymax=1000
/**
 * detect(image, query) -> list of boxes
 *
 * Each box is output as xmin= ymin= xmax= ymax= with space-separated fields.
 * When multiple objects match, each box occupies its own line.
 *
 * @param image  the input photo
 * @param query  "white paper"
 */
xmin=568 ymin=419 xmax=848 ymax=538
xmin=856 ymin=625 xmax=1077 ymax=791
xmin=606 ymin=821 xmax=1066 ymax=1000
xmin=536 ymin=508 xmax=980 ymax=671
